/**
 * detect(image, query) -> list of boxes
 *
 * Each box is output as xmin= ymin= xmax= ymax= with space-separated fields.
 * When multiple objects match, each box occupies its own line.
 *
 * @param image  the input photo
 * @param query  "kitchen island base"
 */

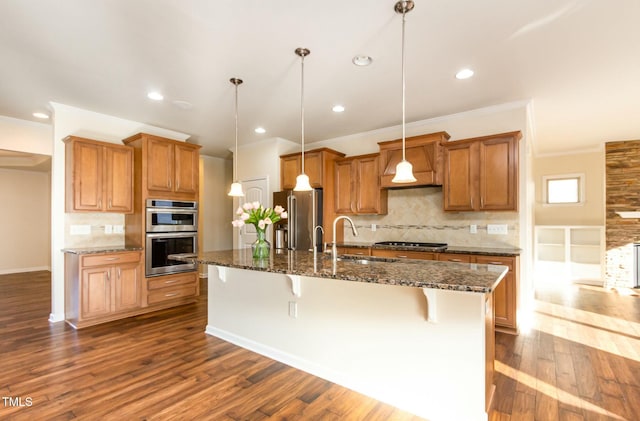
xmin=205 ymin=265 xmax=494 ymax=421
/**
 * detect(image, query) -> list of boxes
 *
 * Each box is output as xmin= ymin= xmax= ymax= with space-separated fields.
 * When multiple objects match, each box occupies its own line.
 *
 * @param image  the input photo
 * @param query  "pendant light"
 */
xmin=293 ymin=47 xmax=313 ymax=191
xmin=228 ymin=77 xmax=245 ymax=197
xmin=392 ymin=0 xmax=417 ymax=183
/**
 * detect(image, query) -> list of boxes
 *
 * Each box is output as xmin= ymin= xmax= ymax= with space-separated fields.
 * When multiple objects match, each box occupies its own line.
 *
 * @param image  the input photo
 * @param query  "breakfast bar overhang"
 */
xmin=174 ymin=250 xmax=507 ymax=421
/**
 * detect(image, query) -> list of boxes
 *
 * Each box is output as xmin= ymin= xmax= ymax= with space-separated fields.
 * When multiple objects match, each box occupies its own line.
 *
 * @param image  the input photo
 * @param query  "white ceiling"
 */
xmin=0 ymin=0 xmax=639 ymax=158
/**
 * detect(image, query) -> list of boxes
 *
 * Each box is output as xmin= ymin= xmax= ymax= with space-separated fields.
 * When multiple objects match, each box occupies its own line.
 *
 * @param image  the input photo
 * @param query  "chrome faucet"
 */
xmin=312 ymin=225 xmax=324 ymax=271
xmin=332 ymin=216 xmax=359 ymax=266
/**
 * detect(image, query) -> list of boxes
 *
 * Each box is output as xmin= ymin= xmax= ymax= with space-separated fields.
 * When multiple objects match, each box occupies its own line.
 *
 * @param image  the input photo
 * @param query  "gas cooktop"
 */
xmin=374 ymin=241 xmax=448 ymax=251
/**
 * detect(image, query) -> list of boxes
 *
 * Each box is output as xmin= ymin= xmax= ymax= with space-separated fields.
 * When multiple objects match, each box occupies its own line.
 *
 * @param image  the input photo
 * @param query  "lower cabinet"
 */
xmin=65 ymin=251 xmax=200 ymax=329
xmin=145 ymin=271 xmax=199 ymax=305
xmin=65 ymin=251 xmax=143 ymax=328
xmin=371 ymin=248 xmax=436 ymax=260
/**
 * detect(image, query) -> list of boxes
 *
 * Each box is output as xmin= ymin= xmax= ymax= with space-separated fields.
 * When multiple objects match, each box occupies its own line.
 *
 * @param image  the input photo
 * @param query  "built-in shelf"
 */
xmin=534 ymin=225 xmax=604 ymax=286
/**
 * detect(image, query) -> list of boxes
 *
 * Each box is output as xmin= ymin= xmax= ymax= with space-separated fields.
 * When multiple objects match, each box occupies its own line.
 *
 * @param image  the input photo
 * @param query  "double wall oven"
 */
xmin=145 ymin=199 xmax=198 ymax=276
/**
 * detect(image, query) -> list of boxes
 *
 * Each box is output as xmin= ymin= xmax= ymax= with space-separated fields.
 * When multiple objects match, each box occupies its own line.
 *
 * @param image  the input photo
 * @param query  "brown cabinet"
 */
xmin=64 ymin=136 xmax=133 ymax=213
xmin=442 ymin=131 xmax=521 ymax=212
xmin=335 ymin=154 xmax=387 ymax=215
xmin=371 ymin=248 xmax=436 ymax=260
xmin=475 ymin=255 xmax=518 ymax=333
xmin=145 ymin=271 xmax=199 ymax=306
xmin=123 ymin=133 xmax=201 ymax=201
xmin=336 ymin=246 xmax=371 ymax=256
xmin=378 ymin=132 xmax=450 ymax=188
xmin=437 ymin=253 xmax=473 ymax=263
xmin=65 ymin=251 xmax=143 ymax=328
xmin=279 ymin=148 xmax=346 ymax=244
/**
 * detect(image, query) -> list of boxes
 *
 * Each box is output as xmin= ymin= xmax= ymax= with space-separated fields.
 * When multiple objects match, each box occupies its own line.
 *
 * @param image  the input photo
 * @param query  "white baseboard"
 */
xmin=0 ymin=266 xmax=51 ymax=275
xmin=49 ymin=312 xmax=65 ymax=323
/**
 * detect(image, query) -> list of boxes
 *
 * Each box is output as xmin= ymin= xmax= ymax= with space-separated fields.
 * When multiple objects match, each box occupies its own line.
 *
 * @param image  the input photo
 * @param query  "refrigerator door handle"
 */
xmin=288 ymin=194 xmax=296 ymax=249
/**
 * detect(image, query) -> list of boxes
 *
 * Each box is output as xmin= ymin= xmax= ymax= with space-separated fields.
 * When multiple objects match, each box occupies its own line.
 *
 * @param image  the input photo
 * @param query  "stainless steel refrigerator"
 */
xmin=272 ymin=189 xmax=323 ymax=251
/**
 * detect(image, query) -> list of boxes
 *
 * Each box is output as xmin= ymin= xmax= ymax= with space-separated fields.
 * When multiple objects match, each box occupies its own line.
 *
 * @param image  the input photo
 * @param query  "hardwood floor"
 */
xmin=1 ymin=272 xmax=639 ymax=420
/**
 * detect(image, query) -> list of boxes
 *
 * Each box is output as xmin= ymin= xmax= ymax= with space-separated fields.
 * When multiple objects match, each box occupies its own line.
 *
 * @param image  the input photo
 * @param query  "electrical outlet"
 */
xmin=371 ymin=224 xmax=377 ymax=232
xmin=114 ymin=225 xmax=124 ymax=234
xmin=470 ymin=224 xmax=477 ymax=234
xmin=104 ymin=224 xmax=113 ymax=234
xmin=487 ymin=224 xmax=508 ymax=235
xmin=288 ymin=301 xmax=298 ymax=318
xmin=70 ymin=225 xmax=91 ymax=235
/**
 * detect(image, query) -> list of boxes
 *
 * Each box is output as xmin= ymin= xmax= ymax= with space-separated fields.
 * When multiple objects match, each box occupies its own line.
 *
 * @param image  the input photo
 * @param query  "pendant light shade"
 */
xmin=293 ymin=47 xmax=313 ymax=192
xmin=228 ymin=77 xmax=245 ymax=197
xmin=391 ymin=0 xmax=417 ymax=184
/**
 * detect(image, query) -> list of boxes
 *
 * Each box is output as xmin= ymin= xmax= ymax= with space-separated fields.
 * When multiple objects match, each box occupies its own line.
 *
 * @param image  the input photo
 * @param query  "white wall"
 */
xmin=200 ymin=155 xmax=234 ymax=251
xmin=0 ymin=168 xmax=51 ymax=273
xmin=0 ymin=115 xmax=52 ymax=155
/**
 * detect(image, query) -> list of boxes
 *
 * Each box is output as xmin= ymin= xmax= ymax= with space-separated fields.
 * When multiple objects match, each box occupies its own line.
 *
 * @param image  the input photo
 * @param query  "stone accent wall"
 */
xmin=605 ymin=140 xmax=640 ymax=288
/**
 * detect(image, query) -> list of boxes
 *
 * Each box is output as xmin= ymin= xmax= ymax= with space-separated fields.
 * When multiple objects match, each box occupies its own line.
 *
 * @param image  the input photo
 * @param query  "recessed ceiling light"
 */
xmin=352 ymin=55 xmax=373 ymax=67
xmin=455 ymin=68 xmax=474 ymax=80
xmin=32 ymin=112 xmax=49 ymax=119
xmin=147 ymin=91 xmax=164 ymax=101
xmin=254 ymin=127 xmax=266 ymax=134
xmin=332 ymin=105 xmax=345 ymax=113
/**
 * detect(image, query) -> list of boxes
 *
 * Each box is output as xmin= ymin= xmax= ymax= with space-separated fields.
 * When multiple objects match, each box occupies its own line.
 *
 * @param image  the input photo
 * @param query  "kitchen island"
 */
xmin=175 ymin=249 xmax=507 ymax=421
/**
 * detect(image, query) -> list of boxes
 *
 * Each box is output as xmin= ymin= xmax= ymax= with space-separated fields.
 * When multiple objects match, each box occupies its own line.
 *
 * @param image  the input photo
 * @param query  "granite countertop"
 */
xmin=338 ymin=241 xmax=521 ymax=256
xmin=173 ymin=249 xmax=507 ymax=293
xmin=62 ymin=246 xmax=143 ymax=255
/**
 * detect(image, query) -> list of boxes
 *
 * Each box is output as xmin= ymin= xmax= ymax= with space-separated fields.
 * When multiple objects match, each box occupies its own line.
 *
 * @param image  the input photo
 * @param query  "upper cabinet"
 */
xmin=442 ymin=131 xmax=521 ymax=212
xmin=64 ymin=136 xmax=133 ymax=213
xmin=279 ymin=148 xmax=344 ymax=190
xmin=335 ymin=154 xmax=387 ymax=215
xmin=123 ymin=133 xmax=201 ymax=201
xmin=378 ymin=132 xmax=450 ymax=188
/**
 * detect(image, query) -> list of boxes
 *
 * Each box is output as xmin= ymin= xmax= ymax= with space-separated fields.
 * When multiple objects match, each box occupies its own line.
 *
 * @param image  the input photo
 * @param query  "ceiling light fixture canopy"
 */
xmin=391 ymin=0 xmax=417 ymax=184
xmin=228 ymin=77 xmax=245 ymax=197
xmin=294 ymin=47 xmax=313 ymax=192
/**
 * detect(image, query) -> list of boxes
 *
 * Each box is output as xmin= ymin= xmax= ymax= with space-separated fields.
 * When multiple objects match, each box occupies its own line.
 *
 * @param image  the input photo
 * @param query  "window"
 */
xmin=543 ymin=174 xmax=584 ymax=205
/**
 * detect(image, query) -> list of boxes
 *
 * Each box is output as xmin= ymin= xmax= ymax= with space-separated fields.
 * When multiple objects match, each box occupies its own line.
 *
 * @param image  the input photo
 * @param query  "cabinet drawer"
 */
xmin=336 ymin=246 xmax=371 ymax=256
xmin=82 ymin=251 xmax=141 ymax=267
xmin=371 ymin=249 xmax=435 ymax=260
xmin=437 ymin=253 xmax=473 ymax=263
xmin=475 ymin=255 xmax=514 ymax=271
xmin=147 ymin=273 xmax=197 ymax=290
xmin=147 ymin=285 xmax=197 ymax=305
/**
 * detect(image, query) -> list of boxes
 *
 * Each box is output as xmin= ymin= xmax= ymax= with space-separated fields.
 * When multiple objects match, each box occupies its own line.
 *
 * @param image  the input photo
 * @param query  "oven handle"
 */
xmin=146 ymin=231 xmax=198 ymax=239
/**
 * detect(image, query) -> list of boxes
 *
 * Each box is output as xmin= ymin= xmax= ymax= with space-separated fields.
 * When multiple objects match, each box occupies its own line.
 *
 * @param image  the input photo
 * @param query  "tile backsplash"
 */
xmin=65 ymin=213 xmax=125 ymax=248
xmin=342 ymin=187 xmax=519 ymax=248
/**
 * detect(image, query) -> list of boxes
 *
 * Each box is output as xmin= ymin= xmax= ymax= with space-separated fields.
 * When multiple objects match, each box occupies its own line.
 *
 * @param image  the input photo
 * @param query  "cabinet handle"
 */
xmin=117 ymin=268 xmax=121 ymax=279
xmin=481 ymin=197 xmax=484 ymax=208
xmin=106 ymin=270 xmax=111 ymax=281
xmin=397 ymin=255 xmax=408 ymax=258
xmin=487 ymin=261 xmax=504 ymax=265
xmin=470 ymin=198 xmax=473 ymax=209
xmin=449 ymin=258 xmax=462 ymax=262
xmin=99 ymin=199 xmax=102 ymax=209
xmin=164 ymin=279 xmax=179 ymax=284
xmin=355 ymin=252 xmax=365 ymax=255
xmin=108 ymin=198 xmax=112 ymax=209
xmin=104 ymin=257 xmax=119 ymax=261
xmin=165 ymin=292 xmax=179 ymax=297
xmin=168 ymin=179 xmax=172 ymax=189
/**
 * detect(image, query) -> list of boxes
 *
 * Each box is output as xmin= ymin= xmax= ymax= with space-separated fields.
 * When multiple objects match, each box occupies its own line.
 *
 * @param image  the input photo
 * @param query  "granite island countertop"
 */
xmin=172 ymin=249 xmax=507 ymax=293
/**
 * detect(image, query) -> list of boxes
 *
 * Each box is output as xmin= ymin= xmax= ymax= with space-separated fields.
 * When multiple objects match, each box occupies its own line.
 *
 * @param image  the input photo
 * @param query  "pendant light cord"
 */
xmin=401 ymin=7 xmax=407 ymax=162
xmin=234 ymin=82 xmax=239 ymax=181
xmin=300 ymin=53 xmax=306 ymax=175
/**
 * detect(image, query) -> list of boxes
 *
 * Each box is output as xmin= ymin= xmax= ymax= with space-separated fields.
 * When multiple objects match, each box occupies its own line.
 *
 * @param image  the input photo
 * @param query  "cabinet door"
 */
xmin=105 ymin=147 xmax=133 ymax=212
xmin=479 ymin=137 xmax=518 ymax=211
xmin=147 ymin=139 xmax=174 ymax=192
xmin=174 ymin=143 xmax=199 ymax=195
xmin=334 ymin=159 xmax=354 ymax=214
xmin=476 ymin=255 xmax=516 ymax=330
xmin=81 ymin=268 xmax=111 ymax=319
xmin=355 ymin=155 xmax=386 ymax=214
xmin=280 ymin=155 xmax=300 ymax=190
xmin=304 ymin=151 xmax=323 ymax=188
xmin=443 ymin=142 xmax=476 ymax=211
xmin=113 ymin=262 xmax=142 ymax=312
xmin=371 ymin=249 xmax=435 ymax=260
xmin=72 ymin=141 xmax=104 ymax=211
